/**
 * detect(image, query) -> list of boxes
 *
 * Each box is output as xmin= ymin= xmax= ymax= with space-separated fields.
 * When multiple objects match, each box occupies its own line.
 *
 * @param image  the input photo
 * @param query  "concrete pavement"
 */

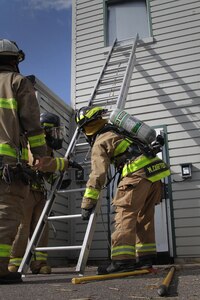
xmin=1 ymin=264 xmax=200 ymax=300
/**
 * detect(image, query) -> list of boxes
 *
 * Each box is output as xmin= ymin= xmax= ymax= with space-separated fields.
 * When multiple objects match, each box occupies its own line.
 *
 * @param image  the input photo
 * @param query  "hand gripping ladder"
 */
xmin=18 ymin=34 xmax=139 ymax=276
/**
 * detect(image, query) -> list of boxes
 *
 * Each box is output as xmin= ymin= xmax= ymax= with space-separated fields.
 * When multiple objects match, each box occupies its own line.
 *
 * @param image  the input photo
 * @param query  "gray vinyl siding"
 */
xmin=71 ymin=0 xmax=200 ymax=260
xmin=33 ymin=76 xmax=74 ymax=265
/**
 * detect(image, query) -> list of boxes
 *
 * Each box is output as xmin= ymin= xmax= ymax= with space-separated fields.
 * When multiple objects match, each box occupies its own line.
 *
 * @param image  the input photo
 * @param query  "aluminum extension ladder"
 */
xmin=18 ymin=34 xmax=139 ymax=276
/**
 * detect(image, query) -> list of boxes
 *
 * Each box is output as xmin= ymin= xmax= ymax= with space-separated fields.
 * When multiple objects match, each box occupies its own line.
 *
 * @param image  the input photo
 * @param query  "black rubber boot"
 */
xmin=136 ymin=256 xmax=154 ymax=269
xmin=97 ymin=260 xmax=136 ymax=275
xmin=0 ymin=272 xmax=22 ymax=284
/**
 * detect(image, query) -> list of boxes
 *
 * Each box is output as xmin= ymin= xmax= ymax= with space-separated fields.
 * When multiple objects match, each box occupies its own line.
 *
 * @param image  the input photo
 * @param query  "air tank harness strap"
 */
xmin=0 ymin=163 xmax=39 ymax=185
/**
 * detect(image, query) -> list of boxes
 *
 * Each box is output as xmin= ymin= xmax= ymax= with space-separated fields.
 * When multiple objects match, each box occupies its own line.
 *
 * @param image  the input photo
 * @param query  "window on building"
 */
xmin=105 ymin=0 xmax=151 ymax=45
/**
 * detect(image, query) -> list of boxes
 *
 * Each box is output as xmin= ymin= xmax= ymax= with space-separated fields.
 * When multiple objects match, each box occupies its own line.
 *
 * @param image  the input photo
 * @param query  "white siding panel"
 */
xmin=170 ymin=146 xmax=200 ymax=157
xmin=153 ymin=20 xmax=200 ymax=36
xmin=76 ymin=19 xmax=103 ymax=31
xmin=168 ymin=130 xmax=200 ymax=141
xmin=168 ymin=138 xmax=200 ymax=149
xmin=176 ymin=227 xmax=200 ymax=237
xmin=173 ymin=199 xmax=200 ymax=209
xmin=174 ymin=207 xmax=200 ymax=218
xmin=77 ymin=4 xmax=102 ymax=15
xmin=77 ymin=0 xmax=101 ymax=9
xmin=76 ymin=41 xmax=104 ymax=54
xmin=151 ymin=1 xmax=200 ymax=16
xmin=77 ymin=30 xmax=104 ymax=42
xmin=151 ymin=0 xmax=178 ymax=5
xmin=126 ymin=96 xmax=199 ymax=110
xmin=76 ymin=36 xmax=104 ymax=48
xmin=176 ymin=236 xmax=200 ymax=246
xmin=153 ymin=14 xmax=200 ymax=30
xmin=137 ymin=38 xmax=200 ymax=58
xmin=153 ymin=27 xmax=200 ymax=41
xmin=76 ymin=14 xmax=102 ymax=26
xmin=176 ymin=247 xmax=200 ymax=256
xmin=175 ymin=218 xmax=200 ymax=228
xmin=77 ymin=25 xmax=104 ymax=37
xmin=152 ymin=8 xmax=200 ymax=23
xmin=168 ymin=121 xmax=200 ymax=134
xmin=170 ymin=155 xmax=200 ymax=165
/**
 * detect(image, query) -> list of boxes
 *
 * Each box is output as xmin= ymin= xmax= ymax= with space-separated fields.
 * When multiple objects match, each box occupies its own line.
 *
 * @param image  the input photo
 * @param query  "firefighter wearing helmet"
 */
xmin=75 ymin=106 xmax=170 ymax=275
xmin=33 ymin=112 xmax=83 ymax=174
xmin=9 ymin=112 xmax=66 ymax=275
xmin=0 ymin=39 xmax=47 ymax=284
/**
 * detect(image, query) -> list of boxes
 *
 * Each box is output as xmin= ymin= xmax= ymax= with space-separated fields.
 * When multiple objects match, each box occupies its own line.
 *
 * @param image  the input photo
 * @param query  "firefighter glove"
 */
xmin=81 ymin=208 xmax=94 ymax=220
xmin=81 ymin=197 xmax=96 ymax=220
xmin=68 ymin=160 xmax=83 ymax=171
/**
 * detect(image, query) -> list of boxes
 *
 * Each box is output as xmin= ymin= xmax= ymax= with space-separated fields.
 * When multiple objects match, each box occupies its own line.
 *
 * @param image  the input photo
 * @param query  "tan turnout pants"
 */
xmin=111 ymin=176 xmax=162 ymax=260
xmin=0 ymin=179 xmax=29 ymax=275
xmin=10 ymin=189 xmax=49 ymax=270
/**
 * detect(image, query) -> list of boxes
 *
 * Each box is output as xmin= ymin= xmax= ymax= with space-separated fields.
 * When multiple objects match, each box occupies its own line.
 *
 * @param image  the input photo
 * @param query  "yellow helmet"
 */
xmin=75 ymin=106 xmax=107 ymax=127
xmin=75 ymin=106 xmax=108 ymax=136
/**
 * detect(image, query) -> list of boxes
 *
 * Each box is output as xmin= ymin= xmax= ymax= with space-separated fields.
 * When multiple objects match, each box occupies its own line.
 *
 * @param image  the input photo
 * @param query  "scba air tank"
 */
xmin=110 ymin=108 xmax=156 ymax=145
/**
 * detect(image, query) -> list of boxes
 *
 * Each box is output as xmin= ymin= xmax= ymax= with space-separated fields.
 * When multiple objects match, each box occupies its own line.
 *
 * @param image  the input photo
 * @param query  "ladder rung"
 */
xmin=92 ymin=99 xmax=118 ymax=106
xmin=75 ymin=142 xmax=89 ymax=147
xmin=101 ymin=74 xmax=124 ymax=82
xmin=95 ymin=86 xmax=120 ymax=94
xmin=100 ymin=78 xmax=123 ymax=86
xmin=104 ymin=66 xmax=126 ymax=74
xmin=56 ymin=187 xmax=85 ymax=194
xmin=107 ymin=58 xmax=129 ymax=66
xmin=48 ymin=214 xmax=81 ymax=220
xmin=35 ymin=245 xmax=82 ymax=251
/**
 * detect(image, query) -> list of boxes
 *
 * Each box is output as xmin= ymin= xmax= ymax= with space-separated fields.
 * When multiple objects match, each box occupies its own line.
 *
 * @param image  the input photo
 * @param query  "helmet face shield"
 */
xmin=40 ymin=112 xmax=65 ymax=150
xmin=45 ymin=126 xmax=65 ymax=141
xmin=75 ymin=106 xmax=108 ymax=129
xmin=45 ymin=126 xmax=65 ymax=150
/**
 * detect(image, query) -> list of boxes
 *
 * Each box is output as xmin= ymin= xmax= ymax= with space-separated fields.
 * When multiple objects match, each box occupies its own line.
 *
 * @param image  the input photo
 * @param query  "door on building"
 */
xmin=154 ymin=127 xmax=174 ymax=262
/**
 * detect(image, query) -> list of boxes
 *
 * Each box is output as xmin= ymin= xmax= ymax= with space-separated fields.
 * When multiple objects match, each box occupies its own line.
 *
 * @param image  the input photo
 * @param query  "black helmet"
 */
xmin=40 ymin=112 xmax=64 ymax=150
xmin=0 ymin=39 xmax=25 ymax=62
xmin=75 ymin=106 xmax=107 ymax=129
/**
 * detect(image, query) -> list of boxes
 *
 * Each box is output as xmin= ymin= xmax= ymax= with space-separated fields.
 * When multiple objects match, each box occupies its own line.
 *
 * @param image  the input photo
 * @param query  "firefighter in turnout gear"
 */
xmin=0 ymin=39 xmax=47 ymax=283
xmin=75 ymin=106 xmax=170 ymax=275
xmin=9 ymin=112 xmax=65 ymax=274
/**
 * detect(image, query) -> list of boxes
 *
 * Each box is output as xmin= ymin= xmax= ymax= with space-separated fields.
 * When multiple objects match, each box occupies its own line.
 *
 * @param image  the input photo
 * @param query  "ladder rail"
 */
xmin=116 ymin=34 xmax=139 ymax=109
xmin=88 ymin=38 xmax=117 ymax=105
xmin=75 ymin=196 xmax=102 ymax=274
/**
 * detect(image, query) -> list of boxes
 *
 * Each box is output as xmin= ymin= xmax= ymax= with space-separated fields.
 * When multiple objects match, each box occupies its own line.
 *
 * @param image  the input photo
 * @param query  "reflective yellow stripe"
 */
xmin=136 ymin=243 xmax=156 ymax=253
xmin=0 ymin=98 xmax=18 ymax=109
xmin=122 ymin=156 xmax=160 ymax=177
xmin=111 ymin=245 xmax=135 ymax=257
xmin=0 ymin=144 xmax=17 ymax=158
xmin=84 ymin=187 xmax=100 ymax=200
xmin=28 ymin=133 xmax=46 ymax=148
xmin=42 ymin=122 xmax=54 ymax=127
xmin=34 ymin=251 xmax=47 ymax=261
xmin=114 ymin=139 xmax=132 ymax=157
xmin=0 ymin=144 xmax=28 ymax=161
xmin=122 ymin=156 xmax=170 ymax=182
xmin=0 ymin=244 xmax=11 ymax=257
xmin=148 ymin=169 xmax=170 ymax=182
xmin=9 ymin=257 xmax=22 ymax=266
xmin=56 ymin=158 xmax=65 ymax=171
xmin=21 ymin=148 xmax=28 ymax=161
